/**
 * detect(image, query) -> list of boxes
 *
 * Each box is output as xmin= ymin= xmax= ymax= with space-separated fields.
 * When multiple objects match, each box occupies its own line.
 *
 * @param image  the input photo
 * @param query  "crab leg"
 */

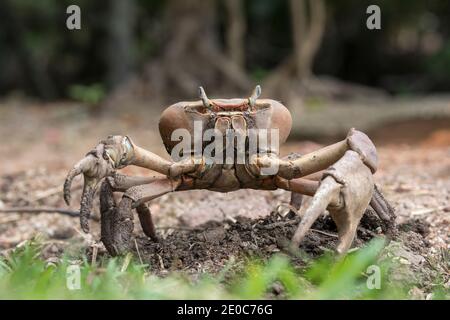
xmin=99 ymin=177 xmax=182 ymax=256
xmin=279 ymin=157 xmax=324 ymax=211
xmin=276 ymin=177 xmax=319 ymax=197
xmin=123 ymin=178 xmax=181 ymax=207
xmin=256 ymin=129 xmax=378 ymax=180
xmin=100 ymin=180 xmax=118 ymax=254
xmin=104 ymin=173 xmax=163 ymax=192
xmin=100 ymin=174 xmax=171 ymax=254
xmin=63 ymin=135 xmax=202 ymax=233
xmin=79 ymin=180 xmax=97 ymax=232
xmin=135 ymin=204 xmax=158 ymax=241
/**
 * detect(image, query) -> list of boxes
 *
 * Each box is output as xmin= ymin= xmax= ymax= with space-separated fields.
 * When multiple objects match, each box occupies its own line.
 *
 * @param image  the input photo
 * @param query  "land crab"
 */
xmin=63 ymin=86 xmax=395 ymax=256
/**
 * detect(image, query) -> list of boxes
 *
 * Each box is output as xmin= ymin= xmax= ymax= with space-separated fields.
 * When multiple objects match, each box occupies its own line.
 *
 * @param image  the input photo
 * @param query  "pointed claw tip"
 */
xmin=63 ymin=182 xmax=71 ymax=205
xmin=64 ymin=196 xmax=71 ymax=206
xmin=80 ymin=215 xmax=90 ymax=233
xmin=81 ymin=224 xmax=90 ymax=233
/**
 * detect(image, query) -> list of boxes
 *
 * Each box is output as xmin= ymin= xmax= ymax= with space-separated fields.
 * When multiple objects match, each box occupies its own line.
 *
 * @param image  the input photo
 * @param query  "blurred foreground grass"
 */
xmin=0 ymin=238 xmax=447 ymax=300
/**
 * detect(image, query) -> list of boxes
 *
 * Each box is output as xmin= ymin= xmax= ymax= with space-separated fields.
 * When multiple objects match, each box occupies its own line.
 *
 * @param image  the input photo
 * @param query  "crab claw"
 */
xmin=63 ymin=135 xmax=134 ymax=233
xmin=291 ymin=150 xmax=374 ymax=255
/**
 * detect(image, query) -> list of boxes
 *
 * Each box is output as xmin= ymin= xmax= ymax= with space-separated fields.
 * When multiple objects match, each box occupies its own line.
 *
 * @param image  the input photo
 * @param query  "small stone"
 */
xmin=272 ymin=282 xmax=284 ymax=295
xmin=399 ymin=257 xmax=411 ymax=265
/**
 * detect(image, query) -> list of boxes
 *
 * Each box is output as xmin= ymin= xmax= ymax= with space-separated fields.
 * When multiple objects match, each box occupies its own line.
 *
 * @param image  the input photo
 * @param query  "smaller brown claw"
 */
xmin=64 ymin=136 xmax=133 ymax=233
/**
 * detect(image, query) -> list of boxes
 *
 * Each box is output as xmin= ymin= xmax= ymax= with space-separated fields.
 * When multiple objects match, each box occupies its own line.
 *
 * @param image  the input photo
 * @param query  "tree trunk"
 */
xmin=2 ymin=0 xmax=56 ymax=99
xmin=290 ymin=0 xmax=308 ymax=79
xmin=139 ymin=0 xmax=251 ymax=99
xmin=106 ymin=0 xmax=135 ymax=89
xmin=224 ymin=0 xmax=246 ymax=69
xmin=290 ymin=0 xmax=326 ymax=80
xmin=263 ymin=0 xmax=326 ymax=99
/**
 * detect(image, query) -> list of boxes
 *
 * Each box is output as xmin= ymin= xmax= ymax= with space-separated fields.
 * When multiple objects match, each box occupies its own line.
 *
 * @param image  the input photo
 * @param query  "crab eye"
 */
xmin=123 ymin=137 xmax=132 ymax=151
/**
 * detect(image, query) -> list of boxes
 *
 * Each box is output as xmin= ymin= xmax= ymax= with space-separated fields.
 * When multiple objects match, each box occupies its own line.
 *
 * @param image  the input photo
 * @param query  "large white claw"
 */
xmin=291 ymin=150 xmax=374 ymax=255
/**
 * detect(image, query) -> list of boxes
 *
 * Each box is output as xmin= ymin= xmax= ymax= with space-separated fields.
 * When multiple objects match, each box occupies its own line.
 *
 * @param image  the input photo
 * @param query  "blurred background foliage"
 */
xmin=0 ymin=0 xmax=448 ymax=101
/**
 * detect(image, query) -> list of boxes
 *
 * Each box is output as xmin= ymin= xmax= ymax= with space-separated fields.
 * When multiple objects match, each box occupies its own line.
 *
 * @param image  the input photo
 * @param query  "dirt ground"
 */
xmin=0 ymin=97 xmax=449 ymax=292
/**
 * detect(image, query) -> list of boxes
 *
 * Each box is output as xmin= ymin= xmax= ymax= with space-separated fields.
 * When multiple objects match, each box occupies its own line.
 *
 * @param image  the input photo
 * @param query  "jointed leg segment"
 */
xmin=99 ymin=173 xmax=180 ymax=255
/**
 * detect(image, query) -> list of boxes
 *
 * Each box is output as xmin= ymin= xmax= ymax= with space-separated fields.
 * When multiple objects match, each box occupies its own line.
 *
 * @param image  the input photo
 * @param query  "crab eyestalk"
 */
xmin=248 ymin=85 xmax=262 ymax=107
xmin=198 ymin=86 xmax=211 ymax=109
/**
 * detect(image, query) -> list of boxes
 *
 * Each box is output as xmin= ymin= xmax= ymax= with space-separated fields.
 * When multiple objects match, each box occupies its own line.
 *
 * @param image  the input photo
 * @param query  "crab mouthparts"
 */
xmin=215 ymin=115 xmax=247 ymax=135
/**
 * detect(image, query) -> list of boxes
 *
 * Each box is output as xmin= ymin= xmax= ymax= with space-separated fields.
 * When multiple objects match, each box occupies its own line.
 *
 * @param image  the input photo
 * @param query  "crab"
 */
xmin=63 ymin=85 xmax=395 ymax=256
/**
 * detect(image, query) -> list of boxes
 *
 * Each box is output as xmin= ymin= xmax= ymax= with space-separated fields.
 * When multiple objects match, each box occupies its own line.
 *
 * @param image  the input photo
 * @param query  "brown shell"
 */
xmin=158 ymin=98 xmax=292 ymax=155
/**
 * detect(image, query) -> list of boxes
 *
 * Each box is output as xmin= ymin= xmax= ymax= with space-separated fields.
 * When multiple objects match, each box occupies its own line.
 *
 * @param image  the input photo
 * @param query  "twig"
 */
xmin=357 ymin=226 xmax=379 ymax=238
xmin=31 ymin=184 xmax=82 ymax=202
xmin=411 ymin=206 xmax=448 ymax=216
xmin=134 ymin=239 xmax=144 ymax=265
xmin=256 ymin=219 xmax=337 ymax=238
xmin=121 ymin=253 xmax=132 ymax=272
xmin=157 ymin=226 xmax=202 ymax=231
xmin=0 ymin=207 xmax=99 ymax=221
xmin=0 ymin=216 xmax=22 ymax=224
xmin=310 ymin=229 xmax=338 ymax=238
xmin=157 ymin=254 xmax=165 ymax=270
xmin=91 ymin=244 xmax=98 ymax=267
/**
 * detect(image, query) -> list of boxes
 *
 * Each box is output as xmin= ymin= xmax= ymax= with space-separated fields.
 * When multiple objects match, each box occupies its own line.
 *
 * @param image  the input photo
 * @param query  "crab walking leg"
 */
xmin=100 ymin=180 xmax=119 ymax=255
xmin=79 ymin=179 xmax=97 ymax=232
xmin=369 ymin=185 xmax=397 ymax=237
xmin=123 ymin=178 xmax=181 ymax=207
xmin=290 ymin=193 xmax=304 ymax=211
xmin=302 ymin=171 xmax=324 ymax=181
xmin=100 ymin=173 xmax=164 ymax=251
xmin=279 ymin=178 xmax=320 ymax=212
xmin=276 ymin=177 xmax=320 ymax=197
xmin=104 ymin=173 xmax=165 ymax=192
xmin=100 ymin=177 xmax=181 ymax=256
xmin=135 ymin=204 xmax=158 ymax=241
